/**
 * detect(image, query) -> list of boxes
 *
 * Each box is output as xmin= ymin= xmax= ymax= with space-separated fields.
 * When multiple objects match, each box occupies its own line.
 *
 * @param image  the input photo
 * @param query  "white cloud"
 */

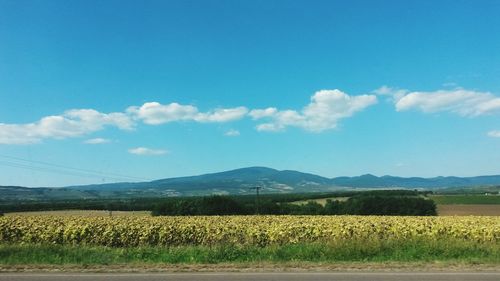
xmin=0 ymin=91 xmax=378 ymax=144
xmin=487 ymin=130 xmax=500 ymax=138
xmin=127 ymin=102 xmax=248 ymax=125
xmin=251 ymin=90 xmax=377 ymax=132
xmin=377 ymin=86 xmax=500 ymax=117
xmin=0 ymin=109 xmax=133 ymax=145
xmin=65 ymin=109 xmax=134 ymax=130
xmin=1 ymin=101 xmax=249 ymax=145
xmin=195 ymin=107 xmax=248 ymax=122
xmin=249 ymin=108 xmax=278 ymax=119
xmin=373 ymin=86 xmax=408 ymax=102
xmin=224 ymin=129 xmax=240 ymax=137
xmin=126 ymin=102 xmax=198 ymax=125
xmin=128 ymin=147 xmax=168 ymax=156
xmin=84 ymin=138 xmax=111 ymax=144
xmin=0 ymin=124 xmax=40 ymax=144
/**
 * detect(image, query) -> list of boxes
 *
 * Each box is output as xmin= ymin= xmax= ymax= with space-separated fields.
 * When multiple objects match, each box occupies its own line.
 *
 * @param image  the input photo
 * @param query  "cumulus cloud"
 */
xmin=128 ymin=147 xmax=168 ymax=156
xmin=127 ymin=102 xmax=248 ymax=125
xmin=84 ymin=138 xmax=112 ymax=144
xmin=126 ymin=102 xmax=198 ymax=125
xmin=250 ymin=90 xmax=377 ymax=132
xmin=1 ymin=101 xmax=249 ymax=145
xmin=487 ymin=130 xmax=500 ymax=138
xmin=195 ymin=107 xmax=248 ymax=123
xmin=0 ymin=109 xmax=133 ymax=145
xmin=376 ymin=86 xmax=500 ymax=117
xmin=0 ymin=91 xmax=380 ymax=144
xmin=224 ymin=129 xmax=240 ymax=137
xmin=373 ymin=86 xmax=408 ymax=102
xmin=249 ymin=108 xmax=278 ymax=119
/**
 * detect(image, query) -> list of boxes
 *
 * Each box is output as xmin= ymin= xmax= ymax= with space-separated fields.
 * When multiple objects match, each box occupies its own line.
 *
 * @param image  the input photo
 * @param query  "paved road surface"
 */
xmin=0 ymin=272 xmax=499 ymax=281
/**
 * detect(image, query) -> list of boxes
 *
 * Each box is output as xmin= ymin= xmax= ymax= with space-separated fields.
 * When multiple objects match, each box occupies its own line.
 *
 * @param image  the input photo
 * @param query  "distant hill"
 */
xmin=67 ymin=167 xmax=334 ymax=197
xmin=1 ymin=167 xmax=500 ymax=200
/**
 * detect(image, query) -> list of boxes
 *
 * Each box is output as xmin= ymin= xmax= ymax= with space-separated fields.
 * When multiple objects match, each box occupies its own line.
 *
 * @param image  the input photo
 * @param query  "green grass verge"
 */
xmin=1 ymin=239 xmax=498 ymax=265
xmin=430 ymin=195 xmax=500 ymax=205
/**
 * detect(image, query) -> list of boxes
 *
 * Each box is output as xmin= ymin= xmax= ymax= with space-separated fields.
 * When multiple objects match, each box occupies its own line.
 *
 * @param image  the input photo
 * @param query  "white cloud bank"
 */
xmin=249 ymin=90 xmax=378 ymax=132
xmin=375 ymin=86 xmax=500 ymax=117
xmin=0 ymin=90 xmax=379 ymax=144
xmin=128 ymin=147 xmax=168 ymax=156
xmin=126 ymin=102 xmax=248 ymax=124
xmin=1 ymin=103 xmax=248 ymax=145
xmin=0 ymin=109 xmax=133 ymax=144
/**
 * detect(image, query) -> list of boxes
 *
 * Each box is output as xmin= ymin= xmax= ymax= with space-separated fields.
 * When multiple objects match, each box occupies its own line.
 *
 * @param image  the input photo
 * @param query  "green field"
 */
xmin=430 ymin=195 xmax=500 ymax=205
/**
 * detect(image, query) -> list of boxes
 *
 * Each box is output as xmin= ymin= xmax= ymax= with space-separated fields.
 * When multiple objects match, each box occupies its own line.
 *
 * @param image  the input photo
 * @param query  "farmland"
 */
xmin=430 ymin=195 xmax=500 ymax=205
xmin=437 ymin=205 xmax=500 ymax=216
xmin=1 ymin=215 xmax=497 ymax=246
xmin=285 ymin=194 xmax=500 ymax=216
xmin=0 ymin=192 xmax=498 ymax=266
xmin=429 ymin=195 xmax=500 ymax=216
xmin=0 ymin=215 xmax=498 ymax=265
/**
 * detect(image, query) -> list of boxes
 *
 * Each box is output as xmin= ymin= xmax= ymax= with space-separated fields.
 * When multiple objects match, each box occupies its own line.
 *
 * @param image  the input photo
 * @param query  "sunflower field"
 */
xmin=0 ymin=215 xmax=498 ymax=247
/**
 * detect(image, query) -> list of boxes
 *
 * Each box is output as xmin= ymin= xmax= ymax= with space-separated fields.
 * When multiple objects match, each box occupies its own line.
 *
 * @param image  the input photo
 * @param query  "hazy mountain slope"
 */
xmin=2 ymin=167 xmax=500 ymax=200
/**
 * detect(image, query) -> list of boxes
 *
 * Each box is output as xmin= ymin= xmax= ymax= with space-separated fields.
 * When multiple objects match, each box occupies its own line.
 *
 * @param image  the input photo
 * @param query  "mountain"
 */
xmin=1 ymin=167 xmax=500 ymax=200
xmin=0 ymin=185 xmax=96 ymax=200
xmin=67 ymin=167 xmax=334 ymax=197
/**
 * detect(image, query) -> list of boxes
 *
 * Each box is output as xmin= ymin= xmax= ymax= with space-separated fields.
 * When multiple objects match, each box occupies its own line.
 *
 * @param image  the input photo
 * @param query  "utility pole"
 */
xmin=250 ymin=185 xmax=262 ymax=215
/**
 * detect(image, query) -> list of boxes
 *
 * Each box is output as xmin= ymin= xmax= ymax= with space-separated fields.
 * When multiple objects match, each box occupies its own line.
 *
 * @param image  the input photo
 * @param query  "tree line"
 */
xmin=151 ymin=193 xmax=437 ymax=216
xmin=0 ymin=190 xmax=436 ymax=216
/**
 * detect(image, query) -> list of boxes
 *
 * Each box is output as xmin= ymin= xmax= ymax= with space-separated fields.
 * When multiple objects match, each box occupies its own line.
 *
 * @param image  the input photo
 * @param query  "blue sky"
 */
xmin=1 ymin=0 xmax=500 ymax=187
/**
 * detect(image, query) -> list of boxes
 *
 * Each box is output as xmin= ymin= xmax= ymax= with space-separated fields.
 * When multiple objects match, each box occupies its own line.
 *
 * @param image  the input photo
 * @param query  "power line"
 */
xmin=0 ymin=154 xmax=149 ymax=181
xmin=0 ymin=160 xmax=120 ymax=181
xmin=0 ymin=160 xmax=141 ymax=182
xmin=0 ymin=154 xmax=150 ymax=182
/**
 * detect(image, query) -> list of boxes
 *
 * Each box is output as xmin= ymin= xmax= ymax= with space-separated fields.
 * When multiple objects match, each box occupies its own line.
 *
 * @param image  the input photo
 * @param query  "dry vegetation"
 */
xmin=437 ymin=204 xmax=500 ymax=216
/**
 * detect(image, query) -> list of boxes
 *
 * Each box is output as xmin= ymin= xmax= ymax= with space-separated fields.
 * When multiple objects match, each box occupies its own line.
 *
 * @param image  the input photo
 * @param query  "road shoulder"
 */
xmin=1 ymin=262 xmax=499 ymax=273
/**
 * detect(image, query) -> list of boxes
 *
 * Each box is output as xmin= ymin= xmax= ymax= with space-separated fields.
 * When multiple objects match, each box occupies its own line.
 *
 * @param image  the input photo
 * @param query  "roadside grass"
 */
xmin=1 ymin=239 xmax=498 ymax=265
xmin=430 ymin=195 xmax=500 ymax=205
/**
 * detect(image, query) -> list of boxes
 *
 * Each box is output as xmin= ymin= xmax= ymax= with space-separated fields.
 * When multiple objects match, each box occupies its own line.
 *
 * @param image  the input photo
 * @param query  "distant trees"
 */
xmin=0 ymin=190 xmax=437 ymax=216
xmin=151 ymin=196 xmax=245 ymax=216
xmin=151 ymin=194 xmax=437 ymax=216
xmin=330 ymin=196 xmax=437 ymax=216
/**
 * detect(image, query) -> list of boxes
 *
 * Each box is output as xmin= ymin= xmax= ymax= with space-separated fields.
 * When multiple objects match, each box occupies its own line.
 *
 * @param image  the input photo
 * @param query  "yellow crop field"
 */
xmin=0 ymin=215 xmax=498 ymax=247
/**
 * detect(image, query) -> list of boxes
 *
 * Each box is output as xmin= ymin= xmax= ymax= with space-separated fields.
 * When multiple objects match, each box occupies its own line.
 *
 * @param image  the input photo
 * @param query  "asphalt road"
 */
xmin=0 ymin=272 xmax=499 ymax=281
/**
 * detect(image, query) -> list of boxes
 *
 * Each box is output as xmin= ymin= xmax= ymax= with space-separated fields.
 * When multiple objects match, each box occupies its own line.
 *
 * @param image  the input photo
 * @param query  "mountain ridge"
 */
xmin=1 ymin=167 xmax=500 ymax=200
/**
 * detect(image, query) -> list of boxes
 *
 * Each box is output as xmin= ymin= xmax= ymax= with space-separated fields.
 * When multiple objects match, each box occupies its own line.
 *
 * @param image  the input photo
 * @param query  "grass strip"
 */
xmin=0 ymin=239 xmax=498 ymax=265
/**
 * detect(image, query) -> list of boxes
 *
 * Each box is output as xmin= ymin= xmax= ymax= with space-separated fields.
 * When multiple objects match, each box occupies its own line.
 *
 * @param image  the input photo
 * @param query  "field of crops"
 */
xmin=0 ymin=215 xmax=498 ymax=247
xmin=438 ymin=205 xmax=500 ymax=216
xmin=430 ymin=195 xmax=500 ymax=205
